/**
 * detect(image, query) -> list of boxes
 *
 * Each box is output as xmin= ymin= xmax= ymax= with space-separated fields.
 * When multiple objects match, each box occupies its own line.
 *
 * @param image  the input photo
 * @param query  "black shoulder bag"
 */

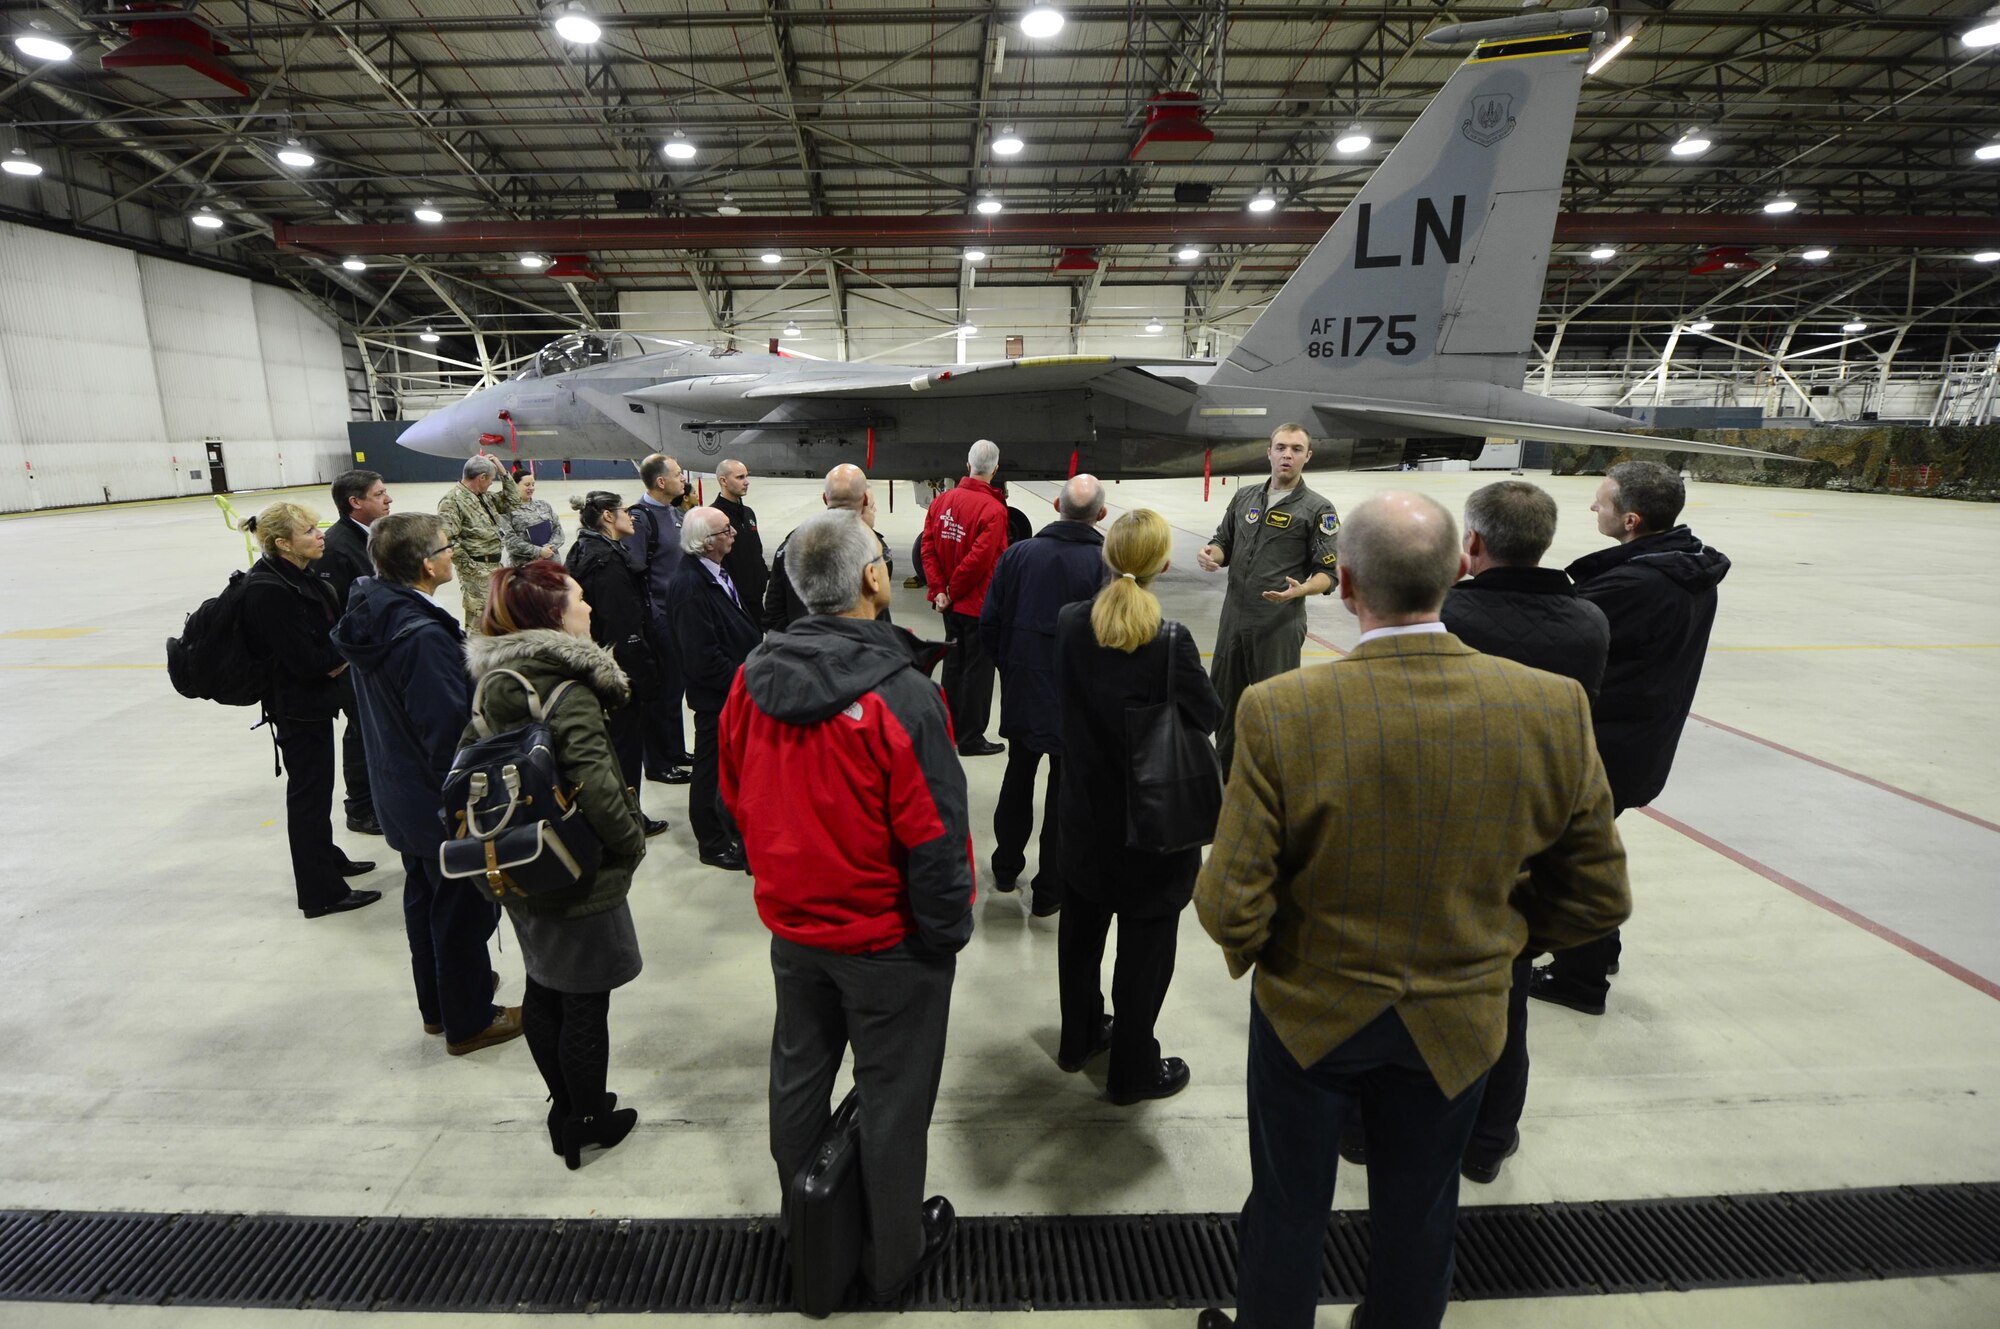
xmin=1123 ymin=621 xmax=1223 ymax=852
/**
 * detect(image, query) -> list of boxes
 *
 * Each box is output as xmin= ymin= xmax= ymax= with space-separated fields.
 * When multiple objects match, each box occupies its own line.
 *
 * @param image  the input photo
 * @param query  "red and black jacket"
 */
xmin=720 ymin=616 xmax=975 ymax=956
xmin=920 ymin=476 xmax=1008 ymax=617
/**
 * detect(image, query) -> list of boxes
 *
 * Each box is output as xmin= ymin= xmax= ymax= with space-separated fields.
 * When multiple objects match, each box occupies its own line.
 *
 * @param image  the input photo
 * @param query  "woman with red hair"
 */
xmin=462 ymin=560 xmax=650 ymax=1169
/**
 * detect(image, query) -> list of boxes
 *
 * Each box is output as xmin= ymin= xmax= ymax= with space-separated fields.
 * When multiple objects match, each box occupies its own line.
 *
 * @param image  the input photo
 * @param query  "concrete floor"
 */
xmin=1 ymin=468 xmax=1997 ymax=1327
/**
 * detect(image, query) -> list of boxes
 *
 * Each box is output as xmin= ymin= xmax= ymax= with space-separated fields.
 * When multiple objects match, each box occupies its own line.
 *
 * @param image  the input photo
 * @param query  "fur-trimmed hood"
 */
xmin=463 ymin=628 xmax=630 ymax=708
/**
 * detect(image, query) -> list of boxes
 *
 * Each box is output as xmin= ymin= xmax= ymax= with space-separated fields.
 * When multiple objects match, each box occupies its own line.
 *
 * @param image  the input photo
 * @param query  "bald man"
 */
xmin=764 ymin=464 xmax=895 ymax=631
xmin=713 ymin=459 xmax=770 ymax=621
xmin=977 ymin=475 xmax=1109 ymax=914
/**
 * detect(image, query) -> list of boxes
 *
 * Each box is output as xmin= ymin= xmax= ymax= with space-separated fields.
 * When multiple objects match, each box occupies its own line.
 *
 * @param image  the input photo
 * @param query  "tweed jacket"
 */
xmin=1193 ymin=631 xmax=1631 ymax=1097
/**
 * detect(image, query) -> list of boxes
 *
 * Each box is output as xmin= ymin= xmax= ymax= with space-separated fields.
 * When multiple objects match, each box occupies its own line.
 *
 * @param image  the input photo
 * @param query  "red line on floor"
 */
xmin=1639 ymin=806 xmax=2000 ymax=1003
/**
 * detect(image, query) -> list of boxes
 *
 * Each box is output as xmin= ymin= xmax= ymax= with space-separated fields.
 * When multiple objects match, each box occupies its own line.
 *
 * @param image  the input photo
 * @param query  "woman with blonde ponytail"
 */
xmin=1051 ymin=508 xmax=1221 ymax=1104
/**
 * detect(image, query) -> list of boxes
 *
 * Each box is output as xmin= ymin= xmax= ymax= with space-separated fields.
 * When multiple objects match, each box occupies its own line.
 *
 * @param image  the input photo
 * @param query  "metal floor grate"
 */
xmin=3 ymin=1184 xmax=1997 ymax=1313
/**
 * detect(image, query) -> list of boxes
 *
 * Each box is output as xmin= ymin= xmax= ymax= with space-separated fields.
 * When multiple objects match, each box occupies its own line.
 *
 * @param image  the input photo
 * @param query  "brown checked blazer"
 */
xmin=1194 ymin=630 xmax=1631 ymax=1098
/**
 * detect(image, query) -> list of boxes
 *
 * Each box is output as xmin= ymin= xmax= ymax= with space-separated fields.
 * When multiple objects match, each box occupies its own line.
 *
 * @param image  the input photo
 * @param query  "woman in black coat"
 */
xmin=239 ymin=501 xmax=381 ymax=919
xmin=566 ymin=491 xmax=668 ymax=836
xmin=1053 ymin=507 xmax=1221 ymax=1105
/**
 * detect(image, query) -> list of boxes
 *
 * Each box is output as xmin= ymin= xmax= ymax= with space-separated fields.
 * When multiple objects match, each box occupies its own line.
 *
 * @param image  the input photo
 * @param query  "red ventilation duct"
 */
xmin=544 ymin=254 xmax=600 ymax=282
xmin=100 ymin=8 xmax=250 ymax=100
xmin=1053 ymin=246 xmax=1099 ymax=272
xmin=1690 ymin=246 xmax=1760 ymax=275
xmin=1130 ymin=92 xmax=1214 ymax=162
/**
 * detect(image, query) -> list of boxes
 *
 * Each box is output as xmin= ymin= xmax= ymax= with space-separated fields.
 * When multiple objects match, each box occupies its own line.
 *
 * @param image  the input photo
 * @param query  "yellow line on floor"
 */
xmin=1709 ymin=643 xmax=2000 ymax=653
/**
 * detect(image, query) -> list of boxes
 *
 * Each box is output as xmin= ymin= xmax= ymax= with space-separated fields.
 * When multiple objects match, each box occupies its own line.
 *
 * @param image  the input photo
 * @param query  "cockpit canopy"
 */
xmin=513 ymin=331 xmax=705 ymax=380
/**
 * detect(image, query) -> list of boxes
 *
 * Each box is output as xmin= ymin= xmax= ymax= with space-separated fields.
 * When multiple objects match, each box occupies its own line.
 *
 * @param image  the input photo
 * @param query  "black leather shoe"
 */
xmin=1109 ymin=1056 xmax=1190 ymax=1106
xmin=1338 ymin=1128 xmax=1368 ymax=1167
xmin=863 ymin=1195 xmax=955 ymax=1306
xmin=303 ymin=888 xmax=382 ymax=919
xmin=1057 ymin=1015 xmax=1114 ymax=1072
xmin=957 ymin=739 xmax=1004 ymax=757
xmin=990 ymin=859 xmax=1020 ymax=892
xmin=1527 ymin=966 xmax=1607 ymax=1016
xmin=1197 ymin=1308 xmax=1235 ymax=1328
xmin=646 ymin=767 xmax=693 ymax=785
xmin=1607 ymin=960 xmax=1621 ymax=976
xmin=642 ymin=816 xmax=670 ymax=837
xmin=336 ymin=858 xmax=377 ymax=877
xmin=699 ymin=846 xmax=748 ymax=871
xmin=345 ymin=813 xmax=382 ymax=835
xmin=1461 ymin=1130 xmax=1521 ymax=1184
xmin=1030 ymin=891 xmax=1062 ymax=917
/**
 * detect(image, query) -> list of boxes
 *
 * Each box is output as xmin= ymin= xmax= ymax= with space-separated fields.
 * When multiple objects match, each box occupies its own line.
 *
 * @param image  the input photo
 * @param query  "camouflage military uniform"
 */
xmin=437 ymin=469 xmax=523 ymax=631
xmin=1208 ymin=478 xmax=1340 ymax=774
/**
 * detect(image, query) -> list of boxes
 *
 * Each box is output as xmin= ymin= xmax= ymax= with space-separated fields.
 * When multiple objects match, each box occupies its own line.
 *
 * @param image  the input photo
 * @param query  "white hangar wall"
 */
xmin=0 ymin=220 xmax=350 ymax=512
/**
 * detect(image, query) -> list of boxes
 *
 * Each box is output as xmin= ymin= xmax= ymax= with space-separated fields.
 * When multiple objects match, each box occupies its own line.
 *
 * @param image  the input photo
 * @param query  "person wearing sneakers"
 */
xmin=465 ymin=561 xmax=651 ymax=1167
xmin=331 ymin=512 xmax=517 ymax=1058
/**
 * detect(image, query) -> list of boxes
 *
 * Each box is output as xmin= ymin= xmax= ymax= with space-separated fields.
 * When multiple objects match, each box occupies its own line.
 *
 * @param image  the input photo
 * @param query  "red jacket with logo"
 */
xmin=920 ymin=476 xmax=1009 ymax=617
xmin=720 ymin=616 xmax=976 ymax=955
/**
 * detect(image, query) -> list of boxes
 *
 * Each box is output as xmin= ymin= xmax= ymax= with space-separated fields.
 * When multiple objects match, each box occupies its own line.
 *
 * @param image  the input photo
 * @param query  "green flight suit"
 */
xmin=1208 ymin=478 xmax=1340 ymax=774
xmin=437 ymin=469 xmax=524 ymax=632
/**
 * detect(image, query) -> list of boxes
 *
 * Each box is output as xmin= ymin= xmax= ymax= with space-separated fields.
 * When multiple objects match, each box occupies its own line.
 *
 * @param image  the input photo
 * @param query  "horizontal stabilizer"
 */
xmin=1318 ymin=404 xmax=1800 ymax=461
xmin=739 ymin=355 xmax=1211 ymax=401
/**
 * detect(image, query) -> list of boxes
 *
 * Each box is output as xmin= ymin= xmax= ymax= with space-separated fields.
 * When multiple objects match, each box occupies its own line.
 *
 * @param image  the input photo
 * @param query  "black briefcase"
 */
xmin=787 ymin=1087 xmax=863 ymax=1318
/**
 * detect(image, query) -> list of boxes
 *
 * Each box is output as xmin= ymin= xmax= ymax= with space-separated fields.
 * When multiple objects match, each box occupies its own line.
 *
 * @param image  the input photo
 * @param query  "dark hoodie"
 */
xmin=330 ymin=577 xmax=469 ymax=855
xmin=719 ymin=616 xmax=974 ymax=956
xmin=1567 ymin=525 xmax=1731 ymax=809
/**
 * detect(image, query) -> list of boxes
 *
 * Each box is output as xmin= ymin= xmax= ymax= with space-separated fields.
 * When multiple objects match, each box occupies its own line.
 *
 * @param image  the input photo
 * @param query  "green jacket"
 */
xmin=438 ymin=470 xmax=524 ymax=565
xmin=460 ymin=627 xmax=648 ymax=918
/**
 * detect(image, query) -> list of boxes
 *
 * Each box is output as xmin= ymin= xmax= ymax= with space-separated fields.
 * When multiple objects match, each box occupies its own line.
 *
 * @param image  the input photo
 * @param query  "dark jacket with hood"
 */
xmin=1567 ymin=525 xmax=1731 ymax=810
xmin=242 ymin=553 xmax=346 ymax=721
xmin=322 ymin=517 xmax=374 ymax=609
xmin=764 ymin=526 xmax=893 ymax=632
xmin=330 ymin=577 xmax=471 ymax=857
xmin=978 ymin=520 xmax=1107 ymax=754
xmin=1441 ymin=566 xmax=1611 ymax=700
xmin=566 ymin=527 xmax=659 ymax=704
xmin=666 ymin=552 xmax=763 ymax=712
xmin=461 ymin=629 xmax=649 ymax=919
xmin=719 ymin=616 xmax=975 ymax=957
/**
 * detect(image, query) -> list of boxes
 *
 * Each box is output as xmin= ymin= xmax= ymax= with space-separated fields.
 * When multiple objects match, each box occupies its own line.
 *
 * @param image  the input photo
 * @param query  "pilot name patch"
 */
xmin=1264 ymin=510 xmax=1292 ymax=529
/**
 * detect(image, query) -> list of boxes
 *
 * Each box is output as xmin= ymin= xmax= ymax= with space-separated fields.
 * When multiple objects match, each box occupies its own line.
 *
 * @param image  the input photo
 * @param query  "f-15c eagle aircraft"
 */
xmin=397 ymin=6 xmax=1785 ymax=478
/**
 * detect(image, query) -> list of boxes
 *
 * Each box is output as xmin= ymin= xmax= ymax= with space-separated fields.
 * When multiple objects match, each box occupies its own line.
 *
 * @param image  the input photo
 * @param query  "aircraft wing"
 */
xmin=741 ymin=355 xmax=1210 ymax=413
xmin=1319 ymin=404 xmax=1800 ymax=462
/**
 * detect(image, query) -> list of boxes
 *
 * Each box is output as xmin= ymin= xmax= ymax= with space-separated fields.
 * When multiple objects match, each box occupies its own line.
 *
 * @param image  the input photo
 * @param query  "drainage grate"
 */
xmin=2 ymin=1184 xmax=1997 ymax=1313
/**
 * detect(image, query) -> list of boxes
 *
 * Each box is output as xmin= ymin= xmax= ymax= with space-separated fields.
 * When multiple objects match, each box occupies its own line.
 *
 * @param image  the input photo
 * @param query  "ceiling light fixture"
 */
xmin=1962 ymin=18 xmax=2000 ymax=48
xmin=663 ymin=131 xmax=696 ymax=161
xmin=976 ymin=195 xmax=1003 ymax=214
xmin=958 ymin=323 xmax=978 ymax=335
xmin=342 ymin=257 xmax=368 ymax=272
xmin=1248 ymin=191 xmax=1277 ymax=213
xmin=552 ymin=6 xmax=602 ymax=44
xmin=1019 ymin=5 xmax=1065 ymax=40
xmin=419 ymin=327 xmax=441 ymax=344
xmin=276 ymin=140 xmax=316 ymax=169
xmin=2 ymin=148 xmax=42 ymax=178
xmin=1333 ymin=129 xmax=1371 ymax=155
xmin=1669 ymin=130 xmax=1712 ymax=157
xmin=1801 ymin=248 xmax=1831 ymax=261
xmin=1842 ymin=321 xmax=1868 ymax=333
xmin=1177 ymin=246 xmax=1201 ymax=261
xmin=760 ymin=251 xmax=783 ymax=264
xmin=964 ymin=248 xmax=987 ymax=263
xmin=992 ymin=126 xmax=1024 ymax=156
xmin=717 ymin=193 xmax=740 ymax=216
xmin=782 ymin=323 xmax=802 ymax=338
xmin=1763 ymin=196 xmax=1798 ymax=215
xmin=414 ymin=202 xmax=443 ymax=223
xmin=190 ymin=207 xmax=224 ymax=230
xmin=1589 ymin=246 xmax=1617 ymax=260
xmin=1145 ymin=320 xmax=1164 ymax=334
xmin=1976 ymin=143 xmax=2000 ymax=162
xmin=519 ymin=254 xmax=547 ymax=269
xmin=1688 ymin=320 xmax=1715 ymax=332
xmin=12 ymin=34 xmax=71 ymax=62
xmin=1586 ymin=27 xmax=1638 ymax=77
xmin=1974 ymin=251 xmax=2000 ymax=263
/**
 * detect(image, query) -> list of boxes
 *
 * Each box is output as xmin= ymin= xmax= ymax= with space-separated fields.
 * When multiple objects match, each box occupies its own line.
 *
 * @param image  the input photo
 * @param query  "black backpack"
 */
xmin=166 ymin=569 xmax=269 ymax=707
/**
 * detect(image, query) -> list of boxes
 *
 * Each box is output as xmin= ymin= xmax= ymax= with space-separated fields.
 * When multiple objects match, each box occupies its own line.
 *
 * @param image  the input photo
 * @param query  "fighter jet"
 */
xmin=397 ymin=7 xmax=1787 ymax=478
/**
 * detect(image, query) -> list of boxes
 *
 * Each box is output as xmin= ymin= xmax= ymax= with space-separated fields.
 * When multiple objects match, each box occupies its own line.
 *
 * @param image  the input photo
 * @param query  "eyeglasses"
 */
xmin=426 ymin=542 xmax=456 ymax=557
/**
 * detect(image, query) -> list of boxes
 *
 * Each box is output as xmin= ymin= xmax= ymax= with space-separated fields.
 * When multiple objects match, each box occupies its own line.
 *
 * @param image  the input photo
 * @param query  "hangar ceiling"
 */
xmin=4 ymin=1 xmax=1999 ymax=411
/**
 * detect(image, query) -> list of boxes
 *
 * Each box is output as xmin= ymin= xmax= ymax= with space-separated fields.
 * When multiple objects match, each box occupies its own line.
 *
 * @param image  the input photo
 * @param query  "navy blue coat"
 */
xmin=665 ymin=554 xmax=763 ymax=713
xmin=330 ymin=578 xmax=470 ymax=856
xmin=978 ymin=520 xmax=1107 ymax=754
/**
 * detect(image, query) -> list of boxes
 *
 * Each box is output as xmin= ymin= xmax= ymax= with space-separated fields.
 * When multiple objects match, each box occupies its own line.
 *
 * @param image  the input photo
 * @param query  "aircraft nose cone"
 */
xmin=397 ymin=402 xmax=472 ymax=458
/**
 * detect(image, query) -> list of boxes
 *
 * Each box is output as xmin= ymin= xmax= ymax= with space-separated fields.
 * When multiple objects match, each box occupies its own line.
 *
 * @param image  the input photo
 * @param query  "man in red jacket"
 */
xmin=921 ymin=438 xmax=1009 ymax=756
xmin=720 ymin=508 xmax=975 ymax=1305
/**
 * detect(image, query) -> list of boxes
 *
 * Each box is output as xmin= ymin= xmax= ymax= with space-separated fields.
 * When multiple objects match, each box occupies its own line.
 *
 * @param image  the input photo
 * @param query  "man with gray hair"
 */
xmin=666 ymin=506 xmax=763 ymax=870
xmin=713 ymin=458 xmax=770 ymax=621
xmin=436 ymin=454 xmax=526 ymax=631
xmin=978 ymin=474 xmax=1109 ymax=913
xmin=763 ymin=463 xmax=895 ymax=631
xmin=921 ymin=440 xmax=1010 ymax=755
xmin=720 ymin=507 xmax=972 ymax=1306
xmin=1194 ymin=491 xmax=1628 ymax=1329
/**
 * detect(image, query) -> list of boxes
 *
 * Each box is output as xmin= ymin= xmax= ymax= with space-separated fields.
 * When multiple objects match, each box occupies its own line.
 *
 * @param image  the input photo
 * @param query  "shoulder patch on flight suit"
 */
xmin=1320 ymin=512 xmax=1339 ymax=536
xmin=1264 ymin=510 xmax=1292 ymax=528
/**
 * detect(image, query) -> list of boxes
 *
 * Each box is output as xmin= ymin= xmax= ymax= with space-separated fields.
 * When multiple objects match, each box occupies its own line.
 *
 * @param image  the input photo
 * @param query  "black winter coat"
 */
xmin=1055 ymin=603 xmax=1222 ymax=916
xmin=1441 ymin=566 xmax=1610 ymax=699
xmin=330 ymin=578 xmax=470 ymax=856
xmin=566 ymin=529 xmax=659 ymax=704
xmin=666 ymin=554 xmax=764 ymax=712
xmin=764 ymin=527 xmax=893 ymax=631
xmin=979 ymin=521 xmax=1107 ymax=754
xmin=242 ymin=554 xmax=346 ymax=720
xmin=714 ymin=494 xmax=770 ymax=618
xmin=1567 ymin=525 xmax=1731 ymax=810
xmin=322 ymin=517 xmax=373 ymax=609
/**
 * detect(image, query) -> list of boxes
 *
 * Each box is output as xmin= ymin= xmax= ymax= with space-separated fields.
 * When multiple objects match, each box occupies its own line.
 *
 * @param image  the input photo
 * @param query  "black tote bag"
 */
xmin=1123 ymin=621 xmax=1223 ymax=851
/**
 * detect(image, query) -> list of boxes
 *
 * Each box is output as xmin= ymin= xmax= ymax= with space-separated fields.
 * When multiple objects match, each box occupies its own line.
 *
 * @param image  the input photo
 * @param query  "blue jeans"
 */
xmin=1235 ymin=1000 xmax=1487 ymax=1329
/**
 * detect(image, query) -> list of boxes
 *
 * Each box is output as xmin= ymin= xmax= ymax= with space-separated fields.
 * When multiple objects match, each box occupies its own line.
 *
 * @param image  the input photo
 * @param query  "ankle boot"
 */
xmin=545 ymin=1092 xmax=617 ymax=1156
xmin=561 ymin=1106 xmax=638 ymax=1170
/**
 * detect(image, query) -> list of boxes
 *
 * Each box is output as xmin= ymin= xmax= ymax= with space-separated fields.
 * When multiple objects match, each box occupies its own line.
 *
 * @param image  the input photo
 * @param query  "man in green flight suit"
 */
xmin=1197 ymin=422 xmax=1341 ymax=775
xmin=436 ymin=455 xmax=527 ymax=632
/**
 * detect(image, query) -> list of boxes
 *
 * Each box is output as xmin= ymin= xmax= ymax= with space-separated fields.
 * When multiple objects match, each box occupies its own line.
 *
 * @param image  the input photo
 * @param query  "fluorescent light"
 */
xmin=1688 ymin=321 xmax=1715 ymax=332
xmin=1763 ymin=197 xmax=1798 ymax=215
xmin=1963 ymin=19 xmax=2000 ymax=48
xmin=1974 ymin=251 xmax=2000 ymax=263
xmin=761 ymin=251 xmax=783 ymax=264
xmin=992 ymin=127 xmax=1024 ymax=156
xmin=1669 ymin=131 xmax=1712 ymax=157
xmin=1977 ymin=143 xmax=2000 ymax=162
xmin=1020 ymin=5 xmax=1064 ymax=40
xmin=1334 ymin=130 xmax=1371 ymax=155
xmin=1801 ymin=248 xmax=1831 ymax=261
xmin=1177 ymin=246 xmax=1201 ymax=261
xmin=1589 ymin=246 xmax=1617 ymax=261
xmin=276 ymin=141 xmax=316 ymax=169
xmin=553 ymin=11 xmax=601 ymax=44
xmin=414 ymin=203 xmax=443 ymax=223
xmin=190 ymin=208 xmax=224 ymax=230
xmin=964 ymin=248 xmax=987 ymax=263
xmin=1 ymin=150 xmax=42 ymax=178
xmin=976 ymin=196 xmax=1003 ymax=214
xmin=519 ymin=254 xmax=546 ymax=269
xmin=341 ymin=258 xmax=367 ymax=272
xmin=1247 ymin=191 xmax=1277 ymax=213
xmin=782 ymin=323 xmax=801 ymax=338
xmin=663 ymin=132 xmax=696 ymax=160
xmin=419 ymin=327 xmax=441 ymax=344
xmin=12 ymin=34 xmax=71 ymax=61
xmin=958 ymin=323 xmax=978 ymax=335
xmin=1145 ymin=320 xmax=1164 ymax=334
xmin=1587 ymin=29 xmax=1637 ymax=77
xmin=1842 ymin=321 xmax=1867 ymax=333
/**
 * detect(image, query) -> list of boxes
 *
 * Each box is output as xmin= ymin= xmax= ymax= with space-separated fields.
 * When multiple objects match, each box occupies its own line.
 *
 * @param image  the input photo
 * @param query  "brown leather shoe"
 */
xmin=426 ymin=971 xmax=501 ymax=1036
xmin=447 ymin=1005 xmax=523 ymax=1056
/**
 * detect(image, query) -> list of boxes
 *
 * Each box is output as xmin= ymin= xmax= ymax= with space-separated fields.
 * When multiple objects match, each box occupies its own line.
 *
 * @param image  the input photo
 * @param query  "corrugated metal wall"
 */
xmin=0 ymin=220 xmax=351 ymax=512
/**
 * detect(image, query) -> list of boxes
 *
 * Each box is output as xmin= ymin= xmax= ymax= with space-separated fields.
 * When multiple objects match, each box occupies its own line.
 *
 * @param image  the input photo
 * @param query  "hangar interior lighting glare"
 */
xmin=976 ymin=195 xmax=1003 ymax=214
xmin=1177 ymin=245 xmax=1201 ymax=261
xmin=1688 ymin=320 xmax=1715 ymax=332
xmin=1975 ymin=251 xmax=2000 ymax=263
xmin=1669 ymin=130 xmax=1712 ymax=157
xmin=420 ymin=327 xmax=441 ymax=344
xmin=717 ymin=193 xmax=740 ymax=215
xmin=519 ymin=254 xmax=546 ymax=269
xmin=1019 ymin=5 xmax=1065 ymax=40
xmin=992 ymin=127 xmax=1024 ymax=155
xmin=1334 ymin=129 xmax=1372 ymax=154
xmin=1763 ymin=196 xmax=1798 ymax=214
xmin=1842 ymin=321 xmax=1868 ymax=333
xmin=964 ymin=248 xmax=987 ymax=263
xmin=1801 ymin=248 xmax=1831 ymax=261
xmin=958 ymin=323 xmax=978 ymax=335
xmin=276 ymin=140 xmax=316 ymax=169
xmin=342 ymin=257 xmax=367 ymax=272
xmin=1586 ymin=28 xmax=1637 ymax=76
xmin=191 ymin=207 xmax=224 ymax=230
xmin=2 ymin=148 xmax=42 ymax=177
xmin=1247 ymin=191 xmax=1277 ymax=213
xmin=12 ymin=34 xmax=71 ymax=61
xmin=1589 ymin=246 xmax=1617 ymax=260
xmin=414 ymin=202 xmax=443 ymax=223
xmin=1962 ymin=18 xmax=2000 ymax=48
xmin=782 ymin=323 xmax=802 ymax=338
xmin=552 ymin=7 xmax=601 ymax=44
xmin=1145 ymin=320 xmax=1164 ymax=334
xmin=1976 ymin=143 xmax=2000 ymax=161
xmin=760 ymin=251 xmax=783 ymax=264
xmin=663 ymin=131 xmax=697 ymax=160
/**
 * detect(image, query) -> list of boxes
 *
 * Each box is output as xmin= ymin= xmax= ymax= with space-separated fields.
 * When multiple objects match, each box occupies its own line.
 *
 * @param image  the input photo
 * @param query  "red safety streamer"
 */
xmin=866 ymin=425 xmax=876 ymax=471
xmin=696 ymin=477 xmax=705 ymax=504
xmin=1203 ymin=446 xmax=1212 ymax=501
xmin=496 ymin=409 xmax=518 ymax=456
xmin=1067 ymin=448 xmax=1079 ymax=478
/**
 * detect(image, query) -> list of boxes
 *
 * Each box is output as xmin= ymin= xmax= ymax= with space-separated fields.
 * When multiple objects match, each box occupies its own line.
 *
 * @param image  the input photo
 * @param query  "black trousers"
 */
xmin=769 ymin=935 xmax=955 ymax=1297
xmin=689 ymin=709 xmax=729 ymax=855
xmin=272 ymin=716 xmax=348 ymax=913
xmin=939 ymin=610 xmax=994 ymax=747
xmin=522 ymin=976 xmax=614 ymax=1118
xmin=1466 ymin=952 xmax=1534 ymax=1160
xmin=339 ymin=702 xmax=373 ymax=821
xmin=1545 ymin=805 xmax=1627 ymax=995
xmin=642 ymin=621 xmax=691 ymax=772
xmin=401 ymin=852 xmax=501 ymax=1043
xmin=1057 ymin=894 xmax=1180 ymax=1095
xmin=607 ymin=701 xmax=644 ymax=795
xmin=992 ymin=749 xmax=1061 ymax=900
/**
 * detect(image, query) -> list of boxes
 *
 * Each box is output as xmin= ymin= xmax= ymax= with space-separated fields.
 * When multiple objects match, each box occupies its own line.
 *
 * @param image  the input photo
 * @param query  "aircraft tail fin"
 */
xmin=1210 ymin=8 xmax=1608 ymax=393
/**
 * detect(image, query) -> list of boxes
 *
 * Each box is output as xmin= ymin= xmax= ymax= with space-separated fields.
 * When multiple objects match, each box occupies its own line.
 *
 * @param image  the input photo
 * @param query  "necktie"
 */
xmin=719 ymin=568 xmax=742 ymax=610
